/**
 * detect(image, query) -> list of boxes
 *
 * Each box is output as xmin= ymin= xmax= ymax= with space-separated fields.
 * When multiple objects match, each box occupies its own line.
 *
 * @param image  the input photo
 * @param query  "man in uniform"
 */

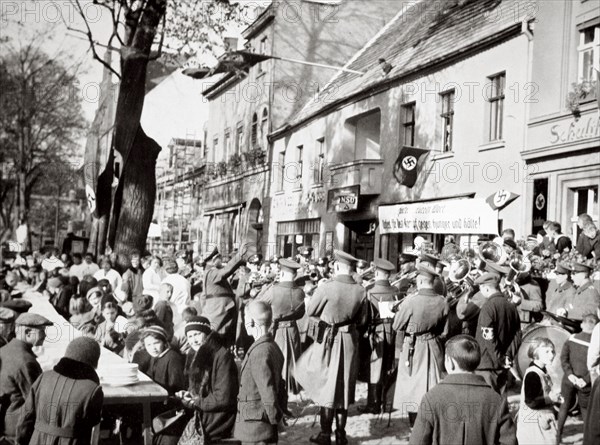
xmin=257 ymin=258 xmax=305 ymax=394
xmin=417 ymin=253 xmax=447 ymax=297
xmin=567 ymin=262 xmax=600 ymax=321
xmin=392 ymin=264 xmax=448 ymax=427
xmin=474 ymin=273 xmax=521 ymax=394
xmin=202 ymin=244 xmax=248 ymax=348
xmin=546 ymin=263 xmax=576 ymax=316
xmin=0 ymin=313 xmax=52 ymax=444
xmin=295 ymin=250 xmax=368 ymax=445
xmin=358 ymin=258 xmax=399 ymax=415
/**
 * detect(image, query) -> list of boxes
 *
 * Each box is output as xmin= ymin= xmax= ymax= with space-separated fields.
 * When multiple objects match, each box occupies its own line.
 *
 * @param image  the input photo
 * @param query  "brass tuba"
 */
xmin=478 ymin=241 xmax=507 ymax=270
xmin=506 ymin=251 xmax=531 ymax=283
xmin=447 ymin=258 xmax=474 ymax=302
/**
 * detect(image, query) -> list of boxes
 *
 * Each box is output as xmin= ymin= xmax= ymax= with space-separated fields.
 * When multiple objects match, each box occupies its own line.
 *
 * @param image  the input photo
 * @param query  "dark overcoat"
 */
xmin=409 ymin=373 xmax=517 ymax=445
xmin=294 ymin=275 xmax=368 ymax=409
xmin=359 ymin=280 xmax=398 ymax=384
xmin=257 ymin=281 xmax=305 ymax=394
xmin=234 ymin=334 xmax=284 ymax=444
xmin=0 ymin=338 xmax=42 ymax=442
xmin=392 ymin=288 xmax=448 ymax=411
xmin=16 ymin=357 xmax=103 ymax=445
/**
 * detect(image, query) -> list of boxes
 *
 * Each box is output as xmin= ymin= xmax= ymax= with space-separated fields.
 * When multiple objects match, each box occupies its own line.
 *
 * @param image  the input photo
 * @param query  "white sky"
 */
xmin=1 ymin=0 xmax=271 ymax=154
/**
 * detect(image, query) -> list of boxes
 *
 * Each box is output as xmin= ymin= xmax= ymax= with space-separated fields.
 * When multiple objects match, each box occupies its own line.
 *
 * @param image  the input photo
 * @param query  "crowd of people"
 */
xmin=0 ymin=212 xmax=599 ymax=445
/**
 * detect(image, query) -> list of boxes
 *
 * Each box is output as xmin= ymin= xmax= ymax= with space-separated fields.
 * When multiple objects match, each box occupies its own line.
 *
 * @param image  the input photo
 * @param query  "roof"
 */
xmin=274 ymin=0 xmax=532 ymax=136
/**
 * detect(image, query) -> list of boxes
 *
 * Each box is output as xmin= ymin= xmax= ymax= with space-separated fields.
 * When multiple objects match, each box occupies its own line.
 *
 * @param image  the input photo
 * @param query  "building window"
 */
xmin=345 ymin=109 xmax=381 ymax=160
xmin=314 ymin=137 xmax=325 ymax=184
xmin=236 ymin=124 xmax=243 ymax=154
xmin=258 ymin=36 xmax=268 ymax=73
xmin=570 ymin=185 xmax=599 ymax=239
xmin=261 ymin=108 xmax=268 ymax=148
xmin=578 ymin=26 xmax=599 ymax=82
xmin=401 ymin=102 xmax=416 ymax=146
xmin=440 ymin=90 xmax=455 ymax=152
xmin=224 ymin=129 xmax=231 ymax=160
xmin=277 ymin=151 xmax=285 ymax=192
xmin=213 ymin=137 xmax=219 ymax=163
xmin=276 ymin=219 xmax=320 ymax=258
xmin=251 ymin=113 xmax=258 ymax=147
xmin=487 ymin=72 xmax=505 ymax=142
xmin=296 ymin=145 xmax=303 ymax=185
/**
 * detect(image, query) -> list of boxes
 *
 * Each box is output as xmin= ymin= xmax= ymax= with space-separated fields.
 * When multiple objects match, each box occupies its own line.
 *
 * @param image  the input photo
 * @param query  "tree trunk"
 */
xmin=111 ymin=126 xmax=160 ymax=270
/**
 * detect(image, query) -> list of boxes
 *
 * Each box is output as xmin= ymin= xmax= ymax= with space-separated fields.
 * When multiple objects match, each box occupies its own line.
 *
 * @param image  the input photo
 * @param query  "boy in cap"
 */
xmin=569 ymin=263 xmax=600 ymax=321
xmin=257 ymin=258 xmax=306 ymax=394
xmin=474 ymin=273 xmax=521 ymax=394
xmin=392 ymin=264 xmax=448 ymax=427
xmin=295 ymin=250 xmax=368 ymax=445
xmin=16 ymin=337 xmax=104 ymax=445
xmin=358 ymin=258 xmax=399 ymax=415
xmin=234 ymin=301 xmax=285 ymax=445
xmin=409 ymin=335 xmax=517 ymax=445
xmin=0 ymin=313 xmax=52 ymax=443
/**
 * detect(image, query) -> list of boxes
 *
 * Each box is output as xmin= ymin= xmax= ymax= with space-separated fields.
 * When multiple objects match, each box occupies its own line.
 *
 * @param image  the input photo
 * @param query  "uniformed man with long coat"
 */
xmin=568 ymin=262 xmax=600 ymax=321
xmin=294 ymin=250 xmax=368 ymax=445
xmin=417 ymin=253 xmax=447 ymax=297
xmin=201 ymin=245 xmax=248 ymax=348
xmin=257 ymin=258 xmax=306 ymax=394
xmin=545 ymin=263 xmax=576 ymax=316
xmin=0 ymin=313 xmax=52 ymax=444
xmin=474 ymin=273 xmax=521 ymax=395
xmin=357 ymin=258 xmax=398 ymax=415
xmin=392 ymin=264 xmax=448 ymax=427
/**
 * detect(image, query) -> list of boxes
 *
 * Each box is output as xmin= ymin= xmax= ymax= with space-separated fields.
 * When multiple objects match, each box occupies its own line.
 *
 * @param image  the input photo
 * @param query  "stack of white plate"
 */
xmin=99 ymin=363 xmax=139 ymax=386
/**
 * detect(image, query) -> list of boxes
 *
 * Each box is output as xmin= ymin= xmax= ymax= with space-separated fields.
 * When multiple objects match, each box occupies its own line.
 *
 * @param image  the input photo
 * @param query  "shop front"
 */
xmin=524 ymin=109 xmax=600 ymax=240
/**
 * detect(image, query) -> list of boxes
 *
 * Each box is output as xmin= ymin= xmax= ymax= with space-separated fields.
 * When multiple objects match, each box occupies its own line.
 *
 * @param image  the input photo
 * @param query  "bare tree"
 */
xmin=0 ymin=29 xmax=86 ymax=251
xmin=69 ymin=0 xmax=250 ymax=269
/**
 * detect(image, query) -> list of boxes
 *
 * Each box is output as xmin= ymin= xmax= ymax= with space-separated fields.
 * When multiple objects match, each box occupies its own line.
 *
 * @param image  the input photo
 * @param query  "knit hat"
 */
xmin=142 ymin=325 xmax=168 ymax=343
xmin=64 ymin=337 xmax=101 ymax=368
xmin=185 ymin=316 xmax=212 ymax=335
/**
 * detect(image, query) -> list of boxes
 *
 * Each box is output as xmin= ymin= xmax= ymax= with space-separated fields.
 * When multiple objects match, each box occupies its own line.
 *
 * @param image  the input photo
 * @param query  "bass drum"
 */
xmin=517 ymin=323 xmax=570 ymax=385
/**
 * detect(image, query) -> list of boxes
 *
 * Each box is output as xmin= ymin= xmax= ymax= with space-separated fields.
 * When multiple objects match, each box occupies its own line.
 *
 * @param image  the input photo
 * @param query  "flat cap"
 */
xmin=416 ymin=264 xmax=439 ymax=278
xmin=475 ymin=273 xmax=501 ymax=286
xmin=247 ymin=254 xmax=263 ymax=265
xmin=399 ymin=253 xmax=418 ymax=264
xmin=572 ymin=262 xmax=593 ymax=273
xmin=334 ymin=249 xmax=358 ymax=265
xmin=0 ymin=307 xmax=16 ymax=322
xmin=0 ymin=299 xmax=33 ymax=314
xmin=279 ymin=258 xmax=301 ymax=272
xmin=419 ymin=253 xmax=439 ymax=268
xmin=47 ymin=277 xmax=63 ymax=289
xmin=374 ymin=258 xmax=395 ymax=272
xmin=554 ymin=263 xmax=571 ymax=275
xmin=15 ymin=312 xmax=53 ymax=328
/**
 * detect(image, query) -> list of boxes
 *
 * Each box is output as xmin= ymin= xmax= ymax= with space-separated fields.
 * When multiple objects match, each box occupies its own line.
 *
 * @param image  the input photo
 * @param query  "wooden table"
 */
xmin=23 ymin=291 xmax=168 ymax=445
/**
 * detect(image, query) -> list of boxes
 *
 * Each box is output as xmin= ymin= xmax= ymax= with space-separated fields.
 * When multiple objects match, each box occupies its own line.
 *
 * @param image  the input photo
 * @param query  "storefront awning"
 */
xmin=378 ymin=198 xmax=497 ymax=235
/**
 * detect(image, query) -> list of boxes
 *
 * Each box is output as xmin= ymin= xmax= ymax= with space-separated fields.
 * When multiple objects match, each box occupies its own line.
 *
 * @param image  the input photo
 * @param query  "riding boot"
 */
xmin=357 ymin=384 xmax=380 ymax=414
xmin=408 ymin=411 xmax=418 ymax=428
xmin=335 ymin=409 xmax=348 ymax=445
xmin=373 ymin=383 xmax=383 ymax=414
xmin=310 ymin=407 xmax=333 ymax=445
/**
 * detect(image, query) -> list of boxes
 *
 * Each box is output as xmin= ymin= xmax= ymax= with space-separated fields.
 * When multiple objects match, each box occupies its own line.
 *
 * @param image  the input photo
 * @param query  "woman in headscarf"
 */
xmin=176 ymin=316 xmax=239 ymax=443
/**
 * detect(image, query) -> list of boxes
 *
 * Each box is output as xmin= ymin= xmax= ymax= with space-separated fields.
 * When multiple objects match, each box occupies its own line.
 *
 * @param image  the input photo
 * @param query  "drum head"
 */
xmin=517 ymin=323 xmax=571 ymax=384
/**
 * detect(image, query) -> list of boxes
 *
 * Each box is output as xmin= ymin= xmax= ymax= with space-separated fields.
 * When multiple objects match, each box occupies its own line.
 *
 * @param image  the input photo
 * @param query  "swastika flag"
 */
xmin=486 ymin=189 xmax=520 ymax=211
xmin=393 ymin=146 xmax=429 ymax=188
